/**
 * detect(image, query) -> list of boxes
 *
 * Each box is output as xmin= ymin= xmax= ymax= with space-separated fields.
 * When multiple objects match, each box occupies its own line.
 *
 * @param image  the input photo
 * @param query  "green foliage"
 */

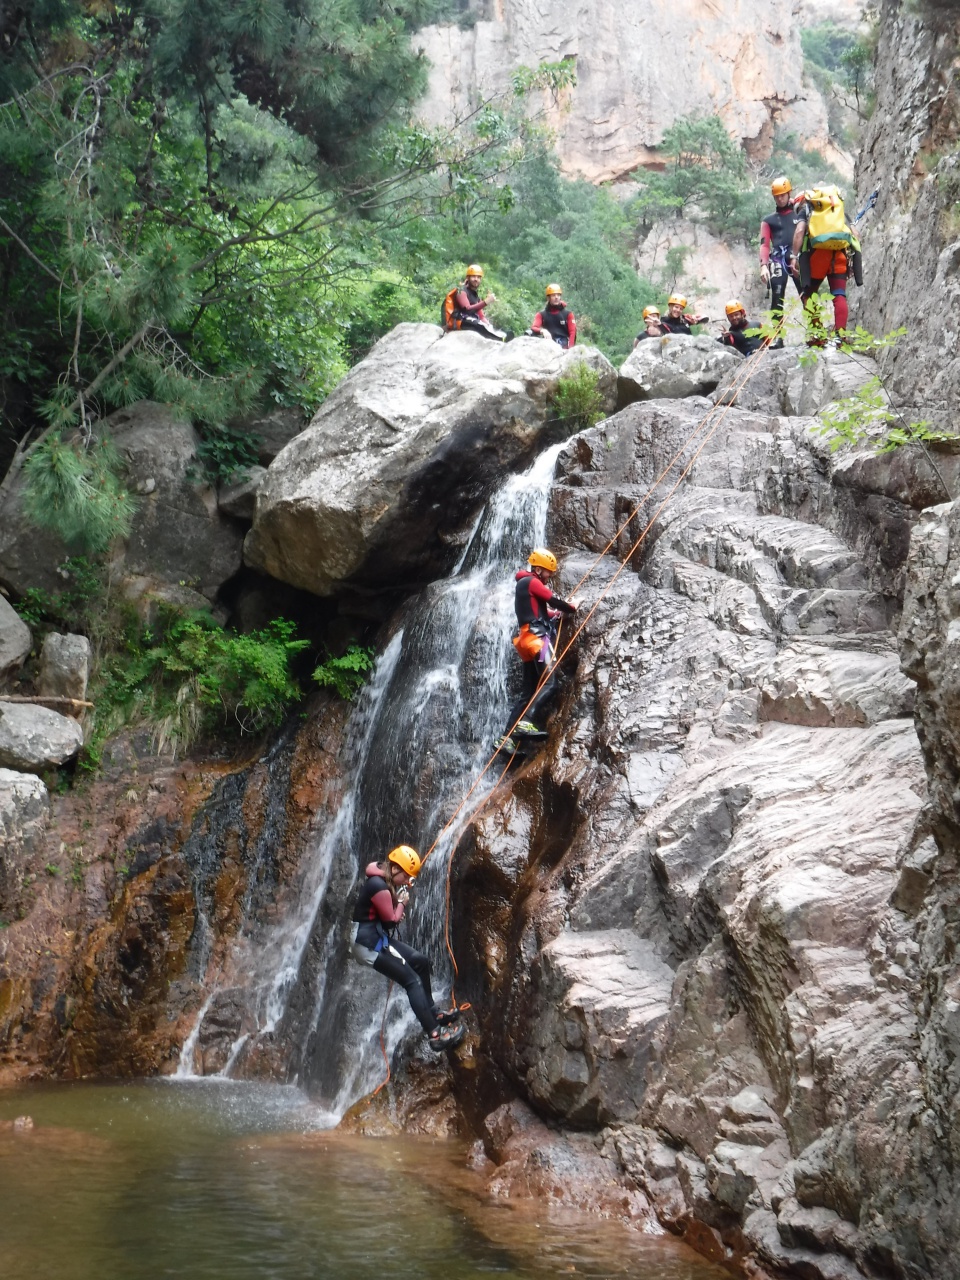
xmin=551 ymin=363 xmax=607 ymax=434
xmin=801 ymin=20 xmax=876 ymax=125
xmin=801 ymin=23 xmax=860 ymax=74
xmin=21 ymin=437 xmax=136 ymax=553
xmin=814 ymin=376 xmax=956 ymax=454
xmin=92 ymin=611 xmax=309 ymax=759
xmin=194 ymin=426 xmax=261 ymax=485
xmin=14 ymin=556 xmax=104 ymax=634
xmin=629 ymin=116 xmax=746 ymax=234
xmin=312 ymin=644 xmax=375 ymax=701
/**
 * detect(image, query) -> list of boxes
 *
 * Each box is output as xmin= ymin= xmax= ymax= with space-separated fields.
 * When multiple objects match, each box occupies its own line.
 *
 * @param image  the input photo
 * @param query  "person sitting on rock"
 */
xmin=496 ymin=548 xmax=579 ymax=755
xmin=718 ymin=300 xmax=761 ymax=356
xmin=529 ymin=283 xmax=577 ymax=348
xmin=633 ymin=306 xmax=667 ymax=346
xmin=660 ymin=293 xmax=709 ymax=336
xmin=350 ymin=844 xmax=464 ymax=1051
xmin=452 ymin=264 xmax=508 ymax=341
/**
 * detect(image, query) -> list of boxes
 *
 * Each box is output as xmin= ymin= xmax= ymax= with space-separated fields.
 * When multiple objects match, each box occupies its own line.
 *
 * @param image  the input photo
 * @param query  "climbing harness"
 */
xmin=369 ymin=338 xmax=778 ymax=1092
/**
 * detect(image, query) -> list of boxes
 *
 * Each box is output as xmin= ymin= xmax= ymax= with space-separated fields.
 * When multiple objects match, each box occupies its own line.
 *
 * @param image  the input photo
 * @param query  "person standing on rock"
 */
xmin=496 ymin=548 xmax=579 ymax=755
xmin=446 ymin=265 xmax=509 ymax=341
xmin=791 ymin=187 xmax=862 ymax=345
xmin=529 ymin=284 xmax=577 ymax=348
xmin=759 ymin=175 xmax=803 ymax=344
xmin=718 ymin=300 xmax=762 ymax=356
xmin=350 ymin=845 xmax=465 ymax=1051
xmin=660 ymin=294 xmax=709 ymax=336
xmin=633 ymin=306 xmax=667 ymax=347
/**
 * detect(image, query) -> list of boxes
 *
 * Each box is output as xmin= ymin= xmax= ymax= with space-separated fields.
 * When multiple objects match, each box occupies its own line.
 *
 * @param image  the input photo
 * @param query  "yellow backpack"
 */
xmin=805 ymin=186 xmax=859 ymax=253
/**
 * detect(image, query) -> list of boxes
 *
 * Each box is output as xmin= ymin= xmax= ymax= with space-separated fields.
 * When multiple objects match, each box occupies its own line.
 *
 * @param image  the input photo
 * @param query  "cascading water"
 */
xmin=178 ymin=442 xmax=563 ymax=1114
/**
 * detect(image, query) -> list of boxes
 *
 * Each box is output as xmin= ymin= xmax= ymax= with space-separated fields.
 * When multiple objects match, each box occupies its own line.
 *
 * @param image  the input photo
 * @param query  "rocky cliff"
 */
xmin=418 ymin=1 xmax=834 ymax=183
xmin=853 ymin=0 xmax=960 ymax=430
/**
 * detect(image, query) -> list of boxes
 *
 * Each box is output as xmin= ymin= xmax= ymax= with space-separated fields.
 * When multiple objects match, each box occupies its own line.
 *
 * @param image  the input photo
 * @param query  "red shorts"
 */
xmin=809 ymin=248 xmax=847 ymax=279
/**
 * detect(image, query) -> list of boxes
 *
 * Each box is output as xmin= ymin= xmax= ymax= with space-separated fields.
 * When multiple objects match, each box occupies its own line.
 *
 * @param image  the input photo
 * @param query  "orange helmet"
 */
xmin=771 ymin=176 xmax=792 ymax=197
xmin=667 ymin=293 xmax=687 ymax=308
xmin=545 ymin=283 xmax=563 ymax=298
xmin=725 ymin=299 xmax=746 ymax=317
xmin=642 ymin=305 xmax=661 ymax=321
xmin=388 ymin=845 xmax=421 ymax=878
xmin=528 ymin=548 xmax=558 ymax=573
xmin=465 ymin=264 xmax=483 ymax=278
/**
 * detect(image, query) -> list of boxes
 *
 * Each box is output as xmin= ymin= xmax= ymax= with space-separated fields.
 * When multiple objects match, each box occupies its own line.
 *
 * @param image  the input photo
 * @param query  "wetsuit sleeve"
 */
xmin=530 ymin=311 xmax=544 ymax=334
xmin=455 ymin=289 xmax=485 ymax=317
xmin=759 ymin=220 xmax=772 ymax=265
xmin=792 ymin=212 xmax=808 ymax=256
xmin=567 ymin=313 xmax=577 ymax=346
xmin=370 ymin=887 xmax=404 ymax=924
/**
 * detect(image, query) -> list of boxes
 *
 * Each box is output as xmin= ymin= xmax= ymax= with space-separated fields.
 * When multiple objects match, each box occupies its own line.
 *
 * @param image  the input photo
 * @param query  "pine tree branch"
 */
xmin=0 ymin=216 xmax=61 ymax=284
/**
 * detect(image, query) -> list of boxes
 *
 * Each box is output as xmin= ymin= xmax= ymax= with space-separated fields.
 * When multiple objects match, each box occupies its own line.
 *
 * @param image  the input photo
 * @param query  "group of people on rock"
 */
xmin=358 ymin=176 xmax=864 ymax=1055
xmin=444 ymin=175 xmax=861 ymax=356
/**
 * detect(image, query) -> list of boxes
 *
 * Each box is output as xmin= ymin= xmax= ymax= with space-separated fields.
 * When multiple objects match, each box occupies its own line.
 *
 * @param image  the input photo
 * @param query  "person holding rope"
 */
xmin=350 ymin=845 xmax=465 ymax=1051
xmin=496 ymin=548 xmax=580 ymax=755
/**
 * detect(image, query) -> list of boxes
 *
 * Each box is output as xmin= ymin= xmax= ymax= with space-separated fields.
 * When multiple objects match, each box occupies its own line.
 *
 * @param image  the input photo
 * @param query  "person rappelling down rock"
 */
xmin=496 ymin=548 xmax=580 ymax=756
xmin=350 ymin=845 xmax=465 ymax=1051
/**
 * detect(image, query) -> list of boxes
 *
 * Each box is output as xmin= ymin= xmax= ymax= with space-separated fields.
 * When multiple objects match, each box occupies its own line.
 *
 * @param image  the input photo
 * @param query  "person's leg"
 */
xmin=388 ymin=938 xmax=436 ymax=1011
xmin=827 ymin=272 xmax=848 ymax=335
xmin=503 ymin=659 xmax=541 ymax=738
xmin=770 ymin=274 xmax=787 ymax=322
xmin=373 ymin=944 xmax=438 ymax=1034
xmin=526 ymin=662 xmax=559 ymax=728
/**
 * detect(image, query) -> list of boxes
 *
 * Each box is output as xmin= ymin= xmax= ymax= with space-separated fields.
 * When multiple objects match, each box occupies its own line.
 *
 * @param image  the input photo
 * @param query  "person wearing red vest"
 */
xmin=530 ymin=283 xmax=577 ymax=348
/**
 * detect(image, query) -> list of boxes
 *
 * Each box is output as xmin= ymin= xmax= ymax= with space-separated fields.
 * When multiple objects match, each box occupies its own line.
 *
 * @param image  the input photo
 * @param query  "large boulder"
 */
xmin=38 ymin=632 xmax=91 ymax=704
xmin=0 ymin=595 xmax=31 ymax=673
xmin=713 ymin=346 xmax=883 ymax=417
xmin=0 ymin=701 xmax=84 ymax=771
xmin=245 ymin=324 xmax=617 ymax=596
xmin=618 ymin=334 xmax=742 ymax=406
xmin=0 ymin=402 xmax=245 ymax=604
xmin=0 ymin=768 xmax=49 ymax=911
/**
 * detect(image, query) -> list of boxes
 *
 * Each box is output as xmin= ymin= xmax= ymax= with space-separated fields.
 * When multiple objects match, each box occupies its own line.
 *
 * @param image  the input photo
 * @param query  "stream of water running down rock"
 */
xmin=177 ymin=444 xmax=565 ymax=1114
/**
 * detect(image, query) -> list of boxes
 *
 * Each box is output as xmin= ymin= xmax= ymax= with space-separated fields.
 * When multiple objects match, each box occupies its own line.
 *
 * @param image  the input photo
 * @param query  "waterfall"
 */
xmin=177 ymin=442 xmax=563 ymax=1113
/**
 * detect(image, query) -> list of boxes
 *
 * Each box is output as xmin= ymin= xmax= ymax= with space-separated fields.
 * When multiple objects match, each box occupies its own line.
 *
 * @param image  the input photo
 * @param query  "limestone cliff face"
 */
xmin=418 ymin=1 xmax=828 ymax=182
xmin=853 ymin=0 xmax=960 ymax=429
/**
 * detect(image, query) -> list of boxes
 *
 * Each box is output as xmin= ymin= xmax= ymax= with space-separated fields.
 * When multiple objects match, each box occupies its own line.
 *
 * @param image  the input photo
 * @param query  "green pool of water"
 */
xmin=0 ymin=1081 xmax=729 ymax=1279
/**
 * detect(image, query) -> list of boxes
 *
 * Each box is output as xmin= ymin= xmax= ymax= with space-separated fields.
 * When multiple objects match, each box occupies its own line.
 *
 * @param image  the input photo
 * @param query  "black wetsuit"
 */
xmin=532 ymin=303 xmax=576 ymax=348
xmin=760 ymin=206 xmax=803 ymax=317
xmin=455 ymin=285 xmax=503 ymax=341
xmin=351 ymin=868 xmax=439 ymax=1033
xmin=719 ymin=325 xmax=761 ymax=356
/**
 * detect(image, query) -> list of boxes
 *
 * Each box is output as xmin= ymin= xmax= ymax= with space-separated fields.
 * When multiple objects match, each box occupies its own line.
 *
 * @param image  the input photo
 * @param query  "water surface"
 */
xmin=0 ymin=1081 xmax=729 ymax=1279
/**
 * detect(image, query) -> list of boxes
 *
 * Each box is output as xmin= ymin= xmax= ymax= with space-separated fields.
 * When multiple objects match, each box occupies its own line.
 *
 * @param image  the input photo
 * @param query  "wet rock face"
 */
xmin=0 ymin=700 xmax=349 ymax=1082
xmin=451 ymin=382 xmax=942 ymax=1277
xmin=245 ymin=325 xmax=617 ymax=596
xmin=0 ymin=596 xmax=31 ymax=674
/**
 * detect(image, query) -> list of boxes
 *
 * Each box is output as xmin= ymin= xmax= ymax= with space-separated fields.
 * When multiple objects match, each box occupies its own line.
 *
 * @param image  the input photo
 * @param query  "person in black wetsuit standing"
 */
xmin=759 ymin=176 xmax=802 ymax=341
xmin=529 ymin=283 xmax=577 ymax=348
xmin=350 ymin=844 xmax=464 ymax=1051
xmin=496 ymin=548 xmax=579 ymax=755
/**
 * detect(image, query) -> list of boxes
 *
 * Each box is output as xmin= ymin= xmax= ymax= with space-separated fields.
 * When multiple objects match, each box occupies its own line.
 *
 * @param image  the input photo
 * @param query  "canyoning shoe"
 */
xmin=429 ymin=1022 xmax=466 ymax=1052
xmin=514 ymin=720 xmax=542 ymax=736
xmin=495 ymin=735 xmax=518 ymax=754
xmin=434 ymin=1005 xmax=462 ymax=1027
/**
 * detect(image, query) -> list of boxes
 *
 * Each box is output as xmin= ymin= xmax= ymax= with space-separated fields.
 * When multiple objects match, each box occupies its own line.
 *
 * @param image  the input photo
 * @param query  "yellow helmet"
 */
xmin=667 ymin=293 xmax=687 ymax=308
xmin=388 ymin=845 xmax=421 ymax=878
xmin=528 ymin=548 xmax=558 ymax=573
xmin=725 ymin=298 xmax=746 ymax=317
xmin=545 ymin=283 xmax=563 ymax=297
xmin=771 ymin=176 xmax=792 ymax=197
xmin=465 ymin=264 xmax=483 ymax=278
xmin=642 ymin=305 xmax=661 ymax=321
